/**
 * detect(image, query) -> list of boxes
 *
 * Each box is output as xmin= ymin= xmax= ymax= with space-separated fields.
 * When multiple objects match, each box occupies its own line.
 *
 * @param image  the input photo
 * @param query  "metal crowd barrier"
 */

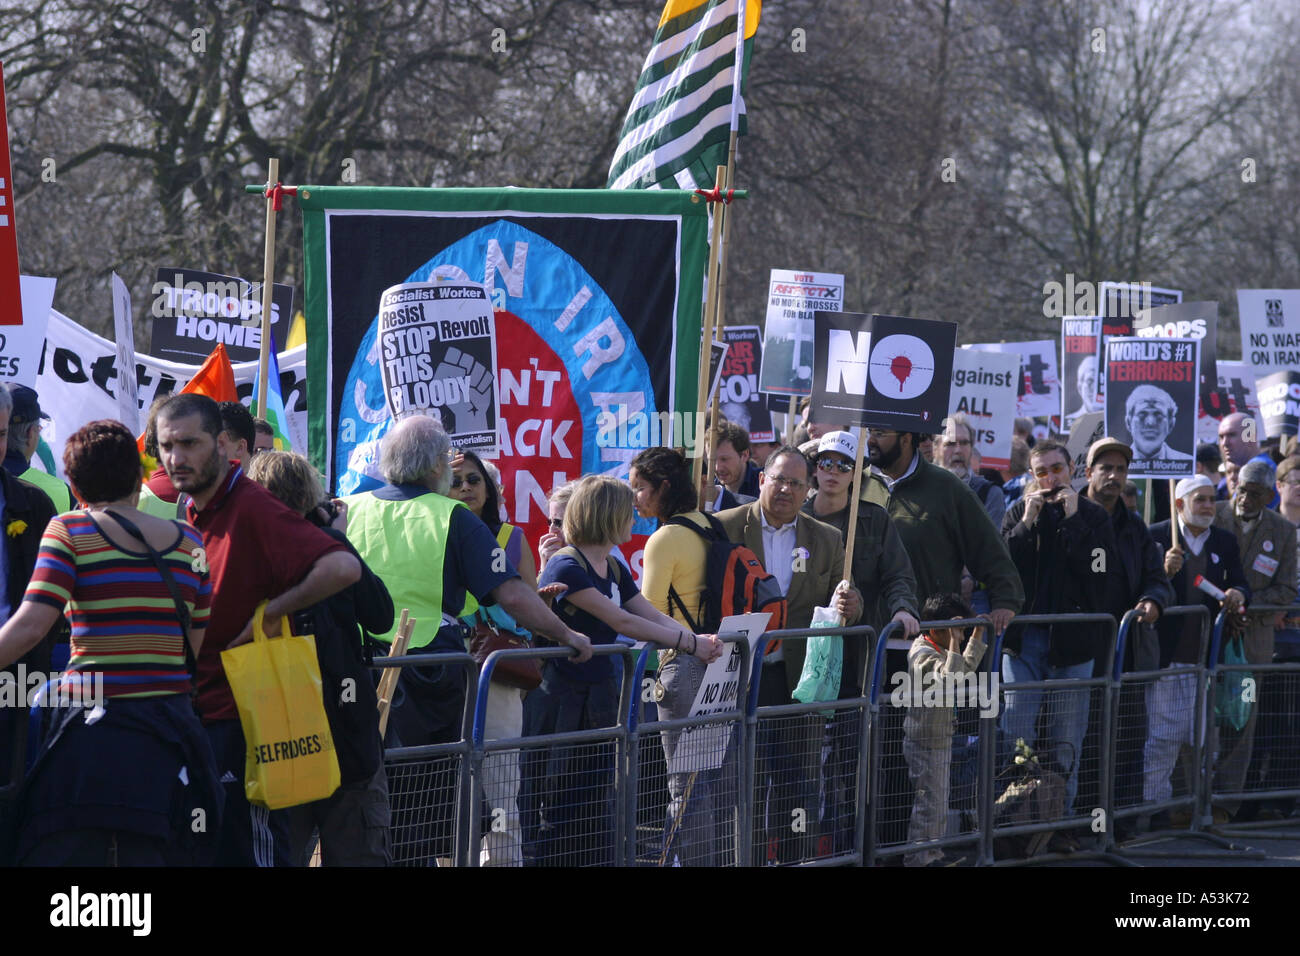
xmin=628 ymin=632 xmax=753 ymax=867
xmin=1205 ymin=605 xmax=1300 ymax=841
xmin=746 ymin=626 xmax=876 ymax=867
xmin=981 ymin=614 xmax=1119 ymax=865
xmin=1107 ymin=605 xmax=1212 ymax=854
xmin=373 ymin=651 xmax=478 ymax=867
xmin=365 ymin=608 xmax=1300 ymax=866
xmin=466 ymin=644 xmax=641 ymax=868
xmin=865 ymin=618 xmax=992 ymax=867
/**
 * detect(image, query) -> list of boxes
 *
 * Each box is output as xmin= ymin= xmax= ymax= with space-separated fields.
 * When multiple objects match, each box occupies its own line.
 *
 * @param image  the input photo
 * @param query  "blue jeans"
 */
xmin=1000 ymin=626 xmax=1094 ymax=813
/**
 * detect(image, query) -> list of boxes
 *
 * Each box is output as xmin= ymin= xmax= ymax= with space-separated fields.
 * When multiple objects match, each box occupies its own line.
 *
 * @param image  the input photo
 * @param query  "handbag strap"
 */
xmin=101 ymin=510 xmax=198 ymax=678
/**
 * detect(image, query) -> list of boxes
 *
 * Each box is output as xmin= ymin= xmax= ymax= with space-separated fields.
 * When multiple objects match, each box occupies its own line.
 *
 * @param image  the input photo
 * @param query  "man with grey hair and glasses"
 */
xmin=341 ymin=414 xmax=591 ymax=862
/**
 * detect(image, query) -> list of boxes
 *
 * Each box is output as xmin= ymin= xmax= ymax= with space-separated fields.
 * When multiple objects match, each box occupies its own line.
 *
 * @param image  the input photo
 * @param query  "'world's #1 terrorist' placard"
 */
xmin=1103 ymin=336 xmax=1198 ymax=480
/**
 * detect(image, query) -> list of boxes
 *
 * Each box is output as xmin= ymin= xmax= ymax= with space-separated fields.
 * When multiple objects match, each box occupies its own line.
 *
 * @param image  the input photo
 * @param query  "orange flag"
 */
xmin=137 ymin=343 xmax=239 ymax=452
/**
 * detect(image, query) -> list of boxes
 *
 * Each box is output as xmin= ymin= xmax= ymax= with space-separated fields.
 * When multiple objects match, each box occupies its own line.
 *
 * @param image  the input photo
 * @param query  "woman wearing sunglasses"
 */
xmin=802 ymin=431 xmax=920 ymax=647
xmin=449 ymin=448 xmax=536 ymax=866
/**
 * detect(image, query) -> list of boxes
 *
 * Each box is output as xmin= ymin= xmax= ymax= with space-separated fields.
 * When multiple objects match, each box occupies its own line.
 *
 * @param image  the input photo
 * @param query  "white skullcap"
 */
xmin=1174 ymin=474 xmax=1214 ymax=500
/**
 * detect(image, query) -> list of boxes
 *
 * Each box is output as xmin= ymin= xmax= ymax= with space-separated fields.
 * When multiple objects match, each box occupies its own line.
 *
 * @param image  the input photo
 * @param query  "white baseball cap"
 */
xmin=816 ymin=430 xmax=857 ymax=461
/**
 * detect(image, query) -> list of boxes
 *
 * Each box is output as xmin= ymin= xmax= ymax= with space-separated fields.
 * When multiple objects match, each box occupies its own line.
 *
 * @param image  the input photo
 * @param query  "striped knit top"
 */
xmin=24 ymin=512 xmax=211 ymax=699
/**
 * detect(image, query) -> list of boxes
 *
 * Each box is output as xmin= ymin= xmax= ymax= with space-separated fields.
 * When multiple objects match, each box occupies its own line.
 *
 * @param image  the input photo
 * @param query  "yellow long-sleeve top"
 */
xmin=641 ymin=510 xmax=711 ymax=630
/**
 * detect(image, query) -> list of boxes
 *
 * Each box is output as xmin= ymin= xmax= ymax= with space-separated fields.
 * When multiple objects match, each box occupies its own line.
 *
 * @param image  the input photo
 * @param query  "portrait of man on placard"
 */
xmin=1065 ymin=353 xmax=1103 ymax=425
xmin=1124 ymin=384 xmax=1193 ymax=462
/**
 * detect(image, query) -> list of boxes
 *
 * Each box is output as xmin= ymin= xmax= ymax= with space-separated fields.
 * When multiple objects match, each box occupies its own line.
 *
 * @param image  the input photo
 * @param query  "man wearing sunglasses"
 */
xmin=1000 ymin=438 xmax=1121 ymax=816
xmin=1210 ymin=458 xmax=1298 ymax=820
xmin=804 ymin=430 xmax=919 ymax=659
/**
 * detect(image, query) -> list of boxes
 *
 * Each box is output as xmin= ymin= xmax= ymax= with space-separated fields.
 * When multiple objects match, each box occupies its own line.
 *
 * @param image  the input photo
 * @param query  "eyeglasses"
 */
xmin=942 ymin=438 xmax=972 ymax=448
xmin=817 ymin=457 xmax=854 ymax=474
xmin=766 ymin=474 xmax=809 ymax=492
xmin=1032 ymin=461 xmax=1069 ymax=479
xmin=1280 ymin=476 xmax=1300 ymax=488
xmin=869 ymin=429 xmax=898 ymax=439
xmin=450 ymin=473 xmax=483 ymax=490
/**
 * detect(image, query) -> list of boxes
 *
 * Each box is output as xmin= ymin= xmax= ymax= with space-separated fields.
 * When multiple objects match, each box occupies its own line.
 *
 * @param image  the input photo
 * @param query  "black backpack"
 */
xmin=665 ymin=514 xmax=788 ymax=635
xmin=292 ymin=600 xmax=382 ymax=787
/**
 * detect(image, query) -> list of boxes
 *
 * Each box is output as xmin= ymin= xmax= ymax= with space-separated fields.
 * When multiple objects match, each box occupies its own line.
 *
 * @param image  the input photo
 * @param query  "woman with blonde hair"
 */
xmin=526 ymin=474 xmax=721 ymax=865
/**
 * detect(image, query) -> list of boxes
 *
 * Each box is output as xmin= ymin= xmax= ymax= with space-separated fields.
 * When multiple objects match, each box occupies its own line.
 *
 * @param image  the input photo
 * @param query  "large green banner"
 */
xmin=297 ymin=186 xmax=708 ymax=553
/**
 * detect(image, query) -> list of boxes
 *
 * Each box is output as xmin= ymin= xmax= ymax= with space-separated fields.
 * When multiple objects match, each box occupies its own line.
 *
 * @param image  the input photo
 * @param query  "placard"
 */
xmin=377 ymin=280 xmax=497 ymax=454
xmin=1095 ymin=283 xmax=1181 ymax=404
xmin=966 ymin=339 xmax=1060 ymax=420
xmin=758 ymin=269 xmax=843 ymax=397
xmin=1104 ymin=336 xmax=1198 ymax=479
xmin=812 ymin=311 xmax=956 ymax=432
xmin=110 ymin=272 xmax=141 ymax=433
xmin=150 ymin=267 xmax=296 ymax=364
xmin=1257 ymin=370 xmax=1300 ymax=439
xmin=1061 ymin=316 xmax=1101 ymax=428
xmin=667 ymin=612 xmax=770 ymax=775
xmin=0 ymin=274 xmax=55 ymax=388
xmin=948 ymin=348 xmax=1020 ymax=469
xmin=1133 ymin=301 xmax=1219 ymax=443
xmin=1237 ymin=289 xmax=1300 ymax=374
xmin=709 ymin=326 xmax=773 ymax=441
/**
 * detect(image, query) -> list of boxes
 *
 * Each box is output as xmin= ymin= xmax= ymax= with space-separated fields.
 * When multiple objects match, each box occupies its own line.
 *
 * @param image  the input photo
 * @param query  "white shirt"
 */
xmin=870 ymin=452 xmax=919 ymax=493
xmin=759 ymin=507 xmax=798 ymax=664
xmin=1178 ymin=517 xmax=1211 ymax=556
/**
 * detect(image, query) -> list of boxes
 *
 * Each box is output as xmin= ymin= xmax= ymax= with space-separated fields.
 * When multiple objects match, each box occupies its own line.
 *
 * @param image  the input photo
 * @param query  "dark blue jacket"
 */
xmin=1149 ymin=521 xmax=1249 ymax=667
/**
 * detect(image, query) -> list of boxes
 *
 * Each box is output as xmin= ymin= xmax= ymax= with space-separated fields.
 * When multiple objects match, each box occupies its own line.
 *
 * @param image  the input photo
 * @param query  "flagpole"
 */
xmin=255 ymin=158 xmax=280 ymax=420
xmin=695 ymin=0 xmax=749 ymax=507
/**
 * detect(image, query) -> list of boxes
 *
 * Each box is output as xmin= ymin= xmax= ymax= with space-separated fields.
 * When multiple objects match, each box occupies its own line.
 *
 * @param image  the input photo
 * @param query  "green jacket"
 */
xmin=859 ymin=455 xmax=1023 ymax=613
xmin=18 ymin=466 xmax=72 ymax=514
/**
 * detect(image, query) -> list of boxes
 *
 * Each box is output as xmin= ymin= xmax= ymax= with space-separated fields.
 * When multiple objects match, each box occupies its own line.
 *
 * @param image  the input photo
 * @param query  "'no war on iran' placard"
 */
xmin=378 ymin=280 xmax=498 ymax=454
xmin=811 ymin=311 xmax=957 ymax=432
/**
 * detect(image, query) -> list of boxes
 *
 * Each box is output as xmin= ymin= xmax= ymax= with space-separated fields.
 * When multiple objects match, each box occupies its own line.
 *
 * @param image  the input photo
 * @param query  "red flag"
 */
xmin=0 ymin=63 xmax=23 ymax=326
xmin=181 ymin=342 xmax=239 ymax=403
xmin=137 ymin=343 xmax=238 ymax=452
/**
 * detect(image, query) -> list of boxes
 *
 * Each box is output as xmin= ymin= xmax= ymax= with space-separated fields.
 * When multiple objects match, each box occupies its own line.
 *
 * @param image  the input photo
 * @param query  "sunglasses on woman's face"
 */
xmin=450 ymin=473 xmax=483 ymax=490
xmin=817 ymin=457 xmax=853 ymax=474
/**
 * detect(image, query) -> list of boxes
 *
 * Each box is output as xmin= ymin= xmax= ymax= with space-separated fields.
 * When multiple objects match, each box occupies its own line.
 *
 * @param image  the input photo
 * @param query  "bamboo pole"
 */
xmin=842 ymin=426 xmax=868 ymax=583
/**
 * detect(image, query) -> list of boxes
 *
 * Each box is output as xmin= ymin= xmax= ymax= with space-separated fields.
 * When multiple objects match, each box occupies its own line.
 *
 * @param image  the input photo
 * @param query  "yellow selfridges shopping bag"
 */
xmin=221 ymin=601 xmax=340 ymax=809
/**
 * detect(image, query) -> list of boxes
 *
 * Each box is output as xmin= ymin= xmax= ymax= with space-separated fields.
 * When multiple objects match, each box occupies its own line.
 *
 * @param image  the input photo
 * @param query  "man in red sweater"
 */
xmin=157 ymin=393 xmax=360 ymax=866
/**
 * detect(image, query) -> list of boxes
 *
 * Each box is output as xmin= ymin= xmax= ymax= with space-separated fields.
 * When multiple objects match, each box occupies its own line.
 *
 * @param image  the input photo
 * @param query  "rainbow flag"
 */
xmin=253 ymin=332 xmax=292 ymax=451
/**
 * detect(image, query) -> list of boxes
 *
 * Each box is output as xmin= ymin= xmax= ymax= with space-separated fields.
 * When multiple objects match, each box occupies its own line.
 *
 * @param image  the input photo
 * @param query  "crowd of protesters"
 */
xmin=0 ymin=377 xmax=1297 ymax=867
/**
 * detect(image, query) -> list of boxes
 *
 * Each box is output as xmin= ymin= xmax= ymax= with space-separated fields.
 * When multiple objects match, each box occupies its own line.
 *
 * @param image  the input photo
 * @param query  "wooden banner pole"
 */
xmin=376 ymin=609 xmax=414 ymax=737
xmin=841 ymin=425 xmax=867 ymax=584
xmin=254 ymin=158 xmax=280 ymax=420
xmin=1169 ymin=479 xmax=1180 ymax=549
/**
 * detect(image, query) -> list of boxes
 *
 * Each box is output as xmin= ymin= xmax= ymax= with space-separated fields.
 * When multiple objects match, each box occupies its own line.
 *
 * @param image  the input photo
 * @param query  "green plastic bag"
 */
xmin=1215 ymin=634 xmax=1253 ymax=731
xmin=793 ymin=604 xmax=843 ymax=714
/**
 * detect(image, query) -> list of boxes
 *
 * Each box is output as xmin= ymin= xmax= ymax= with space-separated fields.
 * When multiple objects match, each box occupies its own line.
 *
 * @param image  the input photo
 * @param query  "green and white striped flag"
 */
xmin=607 ymin=0 xmax=760 ymax=191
